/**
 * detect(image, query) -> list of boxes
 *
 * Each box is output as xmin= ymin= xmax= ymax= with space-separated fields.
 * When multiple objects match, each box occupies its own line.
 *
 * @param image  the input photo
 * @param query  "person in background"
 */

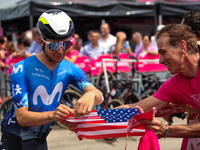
xmin=2 ymin=36 xmax=8 ymax=50
xmin=14 ymin=37 xmax=31 ymax=58
xmin=98 ymin=23 xmax=116 ymax=53
xmin=136 ymin=34 xmax=158 ymax=58
xmin=181 ymin=11 xmax=200 ymax=47
xmin=64 ymin=37 xmax=79 ymax=63
xmin=108 ymin=31 xmax=132 ymax=54
xmin=0 ymin=36 xmax=7 ymax=61
xmin=74 ymin=37 xmax=83 ymax=51
xmin=73 ymin=33 xmax=80 ymax=39
xmin=132 ymin=32 xmax=143 ymax=54
xmin=151 ymin=24 xmax=165 ymax=50
xmin=83 ymin=30 xmax=92 ymax=46
xmin=4 ymin=41 xmax=17 ymax=75
xmin=80 ymin=29 xmax=105 ymax=60
xmin=16 ymin=37 xmax=30 ymax=52
xmin=25 ymin=27 xmax=42 ymax=55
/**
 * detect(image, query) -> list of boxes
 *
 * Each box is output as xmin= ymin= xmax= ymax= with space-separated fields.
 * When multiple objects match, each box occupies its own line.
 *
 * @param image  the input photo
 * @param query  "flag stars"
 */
xmin=97 ymin=108 xmax=141 ymax=123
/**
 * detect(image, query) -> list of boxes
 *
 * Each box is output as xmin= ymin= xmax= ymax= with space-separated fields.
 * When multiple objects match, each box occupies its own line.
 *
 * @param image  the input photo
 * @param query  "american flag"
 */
xmin=60 ymin=107 xmax=155 ymax=140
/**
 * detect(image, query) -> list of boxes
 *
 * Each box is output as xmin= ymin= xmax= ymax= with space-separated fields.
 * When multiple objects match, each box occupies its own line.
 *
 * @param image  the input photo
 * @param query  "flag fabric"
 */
xmin=127 ymin=107 xmax=156 ymax=135
xmin=61 ymin=107 xmax=156 ymax=140
xmin=137 ymin=129 xmax=160 ymax=150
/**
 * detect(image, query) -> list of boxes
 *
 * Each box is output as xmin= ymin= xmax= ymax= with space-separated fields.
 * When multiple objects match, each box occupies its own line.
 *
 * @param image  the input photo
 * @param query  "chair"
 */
xmin=137 ymin=52 xmax=168 ymax=73
xmin=90 ymin=54 xmax=116 ymax=76
xmin=74 ymin=55 xmax=90 ymax=73
xmin=117 ymin=53 xmax=136 ymax=73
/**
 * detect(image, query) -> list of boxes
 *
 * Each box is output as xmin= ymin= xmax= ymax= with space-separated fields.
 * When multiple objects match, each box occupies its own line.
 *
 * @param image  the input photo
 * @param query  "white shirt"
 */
xmin=98 ymin=34 xmax=116 ymax=53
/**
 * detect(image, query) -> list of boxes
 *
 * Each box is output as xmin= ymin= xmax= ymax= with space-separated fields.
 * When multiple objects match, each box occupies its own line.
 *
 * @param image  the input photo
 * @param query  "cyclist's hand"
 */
xmin=74 ymin=92 xmax=95 ymax=118
xmin=66 ymin=122 xmax=77 ymax=131
xmin=51 ymin=104 xmax=73 ymax=121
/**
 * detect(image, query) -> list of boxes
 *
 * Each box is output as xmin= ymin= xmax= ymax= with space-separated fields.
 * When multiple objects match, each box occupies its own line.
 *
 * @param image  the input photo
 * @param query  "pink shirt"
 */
xmin=153 ymin=67 xmax=200 ymax=110
xmin=136 ymin=45 xmax=156 ymax=58
xmin=66 ymin=50 xmax=79 ymax=58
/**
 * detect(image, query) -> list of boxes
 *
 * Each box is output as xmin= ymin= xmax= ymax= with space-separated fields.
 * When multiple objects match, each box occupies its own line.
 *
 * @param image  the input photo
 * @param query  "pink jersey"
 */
xmin=66 ymin=50 xmax=79 ymax=58
xmin=153 ymin=67 xmax=200 ymax=110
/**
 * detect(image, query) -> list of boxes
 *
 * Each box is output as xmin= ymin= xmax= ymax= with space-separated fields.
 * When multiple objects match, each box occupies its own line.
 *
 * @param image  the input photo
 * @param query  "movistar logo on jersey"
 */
xmin=12 ymin=65 xmax=23 ymax=74
xmin=33 ymin=82 xmax=63 ymax=105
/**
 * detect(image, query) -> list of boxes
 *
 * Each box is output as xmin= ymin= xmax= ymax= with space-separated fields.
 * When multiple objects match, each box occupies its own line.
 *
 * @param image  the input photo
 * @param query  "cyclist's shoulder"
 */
xmin=12 ymin=55 xmax=38 ymax=75
xmin=60 ymin=59 xmax=84 ymax=75
xmin=60 ymin=59 xmax=78 ymax=69
xmin=14 ymin=55 xmax=37 ymax=66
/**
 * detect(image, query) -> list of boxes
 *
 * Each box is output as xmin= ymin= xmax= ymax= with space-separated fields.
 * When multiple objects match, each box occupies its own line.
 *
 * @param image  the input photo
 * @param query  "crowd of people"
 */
xmin=0 ymin=20 xmax=162 ymax=76
xmin=1 ymin=8 xmax=200 ymax=150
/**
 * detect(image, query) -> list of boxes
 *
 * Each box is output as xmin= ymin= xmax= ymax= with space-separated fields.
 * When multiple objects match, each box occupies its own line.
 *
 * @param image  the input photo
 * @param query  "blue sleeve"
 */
xmin=70 ymin=64 xmax=93 ymax=93
xmin=11 ymin=62 xmax=29 ymax=109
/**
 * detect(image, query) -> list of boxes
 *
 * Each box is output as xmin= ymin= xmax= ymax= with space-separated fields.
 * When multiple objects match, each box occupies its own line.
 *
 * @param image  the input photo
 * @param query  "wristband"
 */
xmin=165 ymin=125 xmax=169 ymax=138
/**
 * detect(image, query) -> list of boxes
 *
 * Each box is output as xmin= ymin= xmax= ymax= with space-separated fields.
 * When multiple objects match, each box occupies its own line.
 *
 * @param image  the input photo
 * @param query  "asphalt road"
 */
xmin=47 ymin=117 xmax=186 ymax=150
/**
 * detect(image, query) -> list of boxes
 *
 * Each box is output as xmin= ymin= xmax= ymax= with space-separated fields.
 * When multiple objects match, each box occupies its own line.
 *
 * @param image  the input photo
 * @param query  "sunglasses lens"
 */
xmin=47 ymin=41 xmax=72 ymax=51
xmin=63 ymin=41 xmax=72 ymax=50
xmin=47 ymin=42 xmax=58 ymax=51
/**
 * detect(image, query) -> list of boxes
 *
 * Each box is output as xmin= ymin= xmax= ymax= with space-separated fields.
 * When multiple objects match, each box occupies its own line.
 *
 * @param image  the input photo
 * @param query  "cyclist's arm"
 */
xmin=74 ymin=85 xmax=103 ymax=118
xmin=15 ymin=104 xmax=73 ymax=127
xmin=118 ymin=96 xmax=169 ymax=112
xmin=84 ymin=85 xmax=103 ymax=105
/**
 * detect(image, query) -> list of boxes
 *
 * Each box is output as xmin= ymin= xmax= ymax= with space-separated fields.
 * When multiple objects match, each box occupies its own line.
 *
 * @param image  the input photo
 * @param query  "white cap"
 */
xmin=156 ymin=24 xmax=165 ymax=31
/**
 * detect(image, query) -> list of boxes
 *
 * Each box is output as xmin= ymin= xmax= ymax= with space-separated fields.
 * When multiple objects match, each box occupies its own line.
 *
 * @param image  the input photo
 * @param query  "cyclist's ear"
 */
xmin=38 ymin=36 xmax=44 ymax=45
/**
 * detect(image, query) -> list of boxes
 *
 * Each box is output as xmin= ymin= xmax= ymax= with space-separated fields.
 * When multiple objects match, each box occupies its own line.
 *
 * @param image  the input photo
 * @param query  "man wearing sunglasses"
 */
xmin=0 ymin=9 xmax=103 ymax=150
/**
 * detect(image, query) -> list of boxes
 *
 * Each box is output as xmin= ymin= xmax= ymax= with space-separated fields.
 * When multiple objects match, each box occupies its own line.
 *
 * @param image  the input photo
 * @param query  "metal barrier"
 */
xmin=0 ymin=70 xmax=11 ymax=100
xmin=96 ymin=58 xmax=170 ymax=96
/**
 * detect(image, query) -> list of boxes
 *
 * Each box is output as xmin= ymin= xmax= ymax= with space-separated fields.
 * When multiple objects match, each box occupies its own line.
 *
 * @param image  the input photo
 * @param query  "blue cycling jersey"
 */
xmin=1 ymin=55 xmax=93 ymax=141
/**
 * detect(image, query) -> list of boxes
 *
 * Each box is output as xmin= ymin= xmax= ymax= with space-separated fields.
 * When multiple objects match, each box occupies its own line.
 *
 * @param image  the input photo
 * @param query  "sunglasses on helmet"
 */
xmin=41 ymin=36 xmax=73 ymax=51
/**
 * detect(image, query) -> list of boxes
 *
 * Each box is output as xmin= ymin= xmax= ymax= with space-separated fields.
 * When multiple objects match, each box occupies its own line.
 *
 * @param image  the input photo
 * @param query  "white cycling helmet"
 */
xmin=37 ymin=9 xmax=74 ymax=40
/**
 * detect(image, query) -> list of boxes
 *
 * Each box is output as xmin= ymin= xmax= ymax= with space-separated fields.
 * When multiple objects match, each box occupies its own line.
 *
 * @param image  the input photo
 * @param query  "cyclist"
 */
xmin=0 ymin=9 xmax=103 ymax=150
